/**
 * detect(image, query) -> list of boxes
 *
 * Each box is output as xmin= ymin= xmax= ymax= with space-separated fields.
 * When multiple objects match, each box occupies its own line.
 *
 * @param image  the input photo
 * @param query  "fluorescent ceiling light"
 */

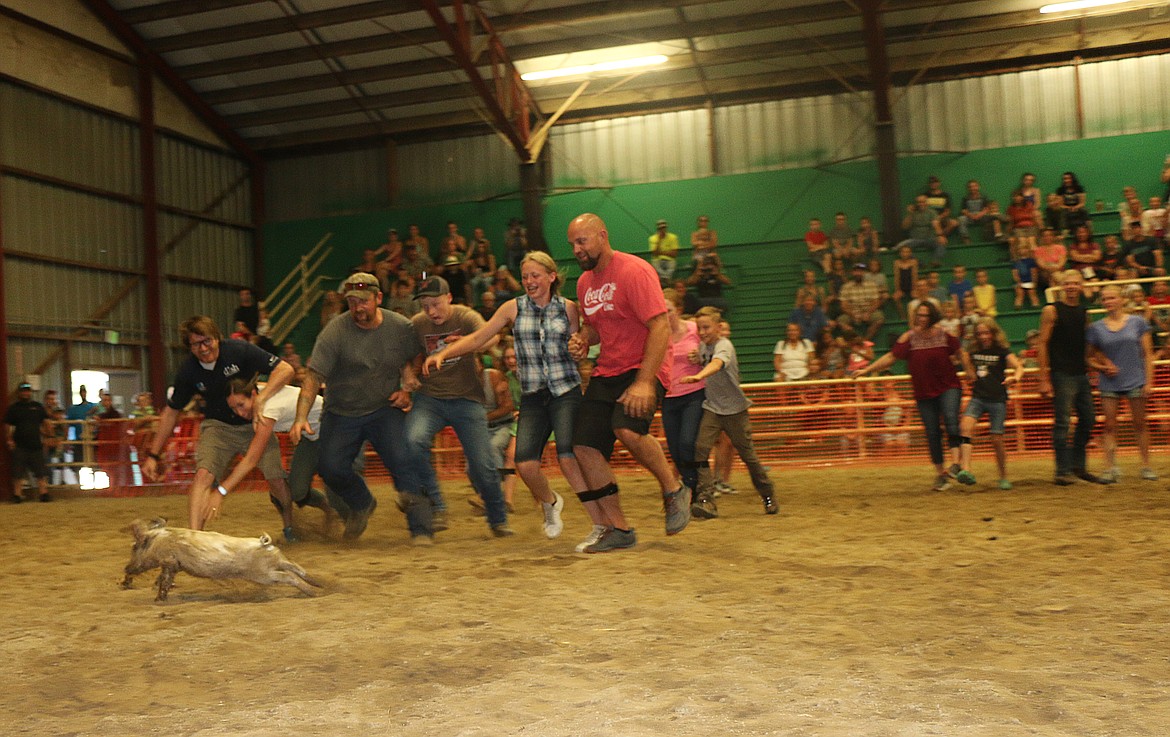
xmin=520 ymin=55 xmax=668 ymax=81
xmin=1039 ymin=0 xmax=1131 ymax=13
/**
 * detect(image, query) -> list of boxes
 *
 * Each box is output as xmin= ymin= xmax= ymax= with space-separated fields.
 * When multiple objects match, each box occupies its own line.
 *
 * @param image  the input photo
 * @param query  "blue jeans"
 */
xmin=1051 ymin=372 xmax=1095 ymax=476
xmin=405 ymin=393 xmax=508 ymax=527
xmin=515 ymin=387 xmax=582 ymax=463
xmin=899 ymin=237 xmax=945 ymax=264
xmin=318 ymin=406 xmax=409 ymax=514
xmin=661 ymin=389 xmax=706 ymax=490
xmin=915 ymin=387 xmax=962 ymax=466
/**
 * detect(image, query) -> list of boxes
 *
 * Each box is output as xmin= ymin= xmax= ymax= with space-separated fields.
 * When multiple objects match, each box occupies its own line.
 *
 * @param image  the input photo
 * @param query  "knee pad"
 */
xmin=499 ymin=468 xmax=516 ymax=476
xmin=577 ymin=483 xmax=618 ymax=503
xmin=268 ymin=494 xmax=287 ymax=514
xmin=947 ymin=434 xmax=963 ymax=449
xmin=961 ymin=436 xmax=973 ymax=445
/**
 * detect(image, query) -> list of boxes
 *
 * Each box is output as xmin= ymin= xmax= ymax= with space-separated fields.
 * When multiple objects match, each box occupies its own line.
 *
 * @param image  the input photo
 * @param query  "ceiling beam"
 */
xmin=120 ymin=0 xmax=267 ymax=25
xmin=150 ymin=0 xmax=418 ymax=53
xmin=246 ymin=33 xmax=1170 ymax=154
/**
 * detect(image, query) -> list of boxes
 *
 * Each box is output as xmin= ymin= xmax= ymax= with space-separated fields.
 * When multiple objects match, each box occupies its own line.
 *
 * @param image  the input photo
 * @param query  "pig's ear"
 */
xmin=149 ymin=517 xmax=167 ymax=529
xmin=127 ymin=519 xmax=148 ymax=543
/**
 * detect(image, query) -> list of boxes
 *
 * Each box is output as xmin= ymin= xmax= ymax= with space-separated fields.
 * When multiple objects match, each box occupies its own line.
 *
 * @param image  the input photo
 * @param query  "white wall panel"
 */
xmin=551 ymin=109 xmax=708 ymax=187
xmin=160 ymin=215 xmax=252 ymax=286
xmin=155 ymin=134 xmax=251 ymax=221
xmin=1081 ymin=54 xmax=1170 ymax=137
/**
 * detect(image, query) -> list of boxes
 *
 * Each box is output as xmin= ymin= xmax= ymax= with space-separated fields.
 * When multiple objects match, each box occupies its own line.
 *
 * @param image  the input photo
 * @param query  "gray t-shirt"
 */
xmin=700 ymin=338 xmax=751 ymax=416
xmin=413 ymin=305 xmax=487 ymax=402
xmin=309 ymin=309 xmax=422 ymax=417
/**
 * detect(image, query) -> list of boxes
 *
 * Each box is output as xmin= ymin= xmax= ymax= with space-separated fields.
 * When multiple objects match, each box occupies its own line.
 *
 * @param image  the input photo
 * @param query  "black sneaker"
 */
xmin=761 ymin=494 xmax=779 ymax=515
xmin=1073 ymin=470 xmax=1104 ymax=484
xmin=1053 ymin=475 xmax=1075 ymax=486
xmin=343 ymin=496 xmax=378 ymax=540
xmin=584 ymin=527 xmax=637 ymax=553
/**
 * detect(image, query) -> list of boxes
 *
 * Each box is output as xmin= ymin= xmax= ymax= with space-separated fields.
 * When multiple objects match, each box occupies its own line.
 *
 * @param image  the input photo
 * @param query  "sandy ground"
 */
xmin=2 ymin=457 xmax=1169 ymax=737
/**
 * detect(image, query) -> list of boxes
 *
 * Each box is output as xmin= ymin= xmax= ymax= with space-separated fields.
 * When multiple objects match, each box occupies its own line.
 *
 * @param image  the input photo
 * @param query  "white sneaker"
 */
xmin=1098 ymin=468 xmax=1119 ymax=484
xmin=575 ymin=524 xmax=608 ymax=553
xmin=1141 ymin=468 xmax=1158 ymax=480
xmin=541 ymin=491 xmax=565 ymax=539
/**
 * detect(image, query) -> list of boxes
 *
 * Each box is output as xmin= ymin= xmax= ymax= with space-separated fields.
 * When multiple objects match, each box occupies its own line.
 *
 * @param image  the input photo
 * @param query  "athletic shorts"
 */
xmin=1100 ymin=386 xmax=1145 ymax=399
xmin=573 ymin=370 xmax=665 ymax=460
xmin=11 ymin=446 xmax=48 ymax=479
xmin=195 ymin=419 xmax=286 ymax=482
xmin=963 ymin=397 xmax=1007 ymax=435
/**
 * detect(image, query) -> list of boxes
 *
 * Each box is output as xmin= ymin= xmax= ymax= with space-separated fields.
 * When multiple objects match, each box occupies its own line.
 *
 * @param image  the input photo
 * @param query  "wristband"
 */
xmin=217 ymin=485 xmax=228 ymax=496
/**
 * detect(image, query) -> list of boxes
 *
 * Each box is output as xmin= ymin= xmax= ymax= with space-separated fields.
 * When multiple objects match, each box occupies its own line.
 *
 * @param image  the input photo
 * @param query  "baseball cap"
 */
xmin=17 ymin=382 xmax=32 ymax=391
xmin=415 ymin=275 xmax=451 ymax=299
xmin=340 ymin=272 xmax=380 ymax=300
xmin=853 ymin=262 xmax=867 ymax=270
xmin=656 ymin=219 xmax=667 ymax=227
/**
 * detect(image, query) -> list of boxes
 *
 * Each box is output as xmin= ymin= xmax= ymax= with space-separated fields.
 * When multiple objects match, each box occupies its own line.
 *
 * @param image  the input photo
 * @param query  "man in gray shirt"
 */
xmin=292 ymin=272 xmax=422 ymax=540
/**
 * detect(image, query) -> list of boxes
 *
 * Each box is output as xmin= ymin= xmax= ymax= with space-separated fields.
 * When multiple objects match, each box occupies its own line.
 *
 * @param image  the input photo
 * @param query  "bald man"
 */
xmin=566 ymin=213 xmax=690 ymax=553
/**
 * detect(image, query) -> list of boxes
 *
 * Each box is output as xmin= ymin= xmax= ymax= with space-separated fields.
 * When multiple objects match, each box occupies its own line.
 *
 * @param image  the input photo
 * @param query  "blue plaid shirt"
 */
xmin=513 ymin=294 xmax=580 ymax=397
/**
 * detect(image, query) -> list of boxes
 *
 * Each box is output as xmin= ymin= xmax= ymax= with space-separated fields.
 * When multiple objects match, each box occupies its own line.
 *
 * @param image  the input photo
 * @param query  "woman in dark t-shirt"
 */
xmin=957 ymin=319 xmax=1024 ymax=490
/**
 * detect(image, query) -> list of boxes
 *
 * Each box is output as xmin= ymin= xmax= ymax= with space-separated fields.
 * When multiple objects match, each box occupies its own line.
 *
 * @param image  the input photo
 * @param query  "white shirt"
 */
xmin=773 ymin=338 xmax=813 ymax=381
xmin=261 ymin=385 xmax=322 ymax=439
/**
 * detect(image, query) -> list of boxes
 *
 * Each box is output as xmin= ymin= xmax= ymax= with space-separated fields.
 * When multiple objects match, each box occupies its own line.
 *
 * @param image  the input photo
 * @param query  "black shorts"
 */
xmin=11 ymin=446 xmax=48 ymax=480
xmin=573 ymin=370 xmax=665 ymax=460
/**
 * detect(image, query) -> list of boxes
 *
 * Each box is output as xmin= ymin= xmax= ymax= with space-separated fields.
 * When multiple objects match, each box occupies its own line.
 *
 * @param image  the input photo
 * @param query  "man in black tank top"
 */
xmin=1037 ymin=270 xmax=1103 ymax=485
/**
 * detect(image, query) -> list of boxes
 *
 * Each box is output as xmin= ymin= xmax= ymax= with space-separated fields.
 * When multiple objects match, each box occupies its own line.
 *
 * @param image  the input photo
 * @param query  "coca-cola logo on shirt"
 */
xmin=582 ymin=282 xmax=617 ymax=316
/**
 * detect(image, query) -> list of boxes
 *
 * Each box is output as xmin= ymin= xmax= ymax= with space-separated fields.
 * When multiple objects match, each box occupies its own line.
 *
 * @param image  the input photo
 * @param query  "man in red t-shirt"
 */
xmin=567 ymin=213 xmax=690 ymax=553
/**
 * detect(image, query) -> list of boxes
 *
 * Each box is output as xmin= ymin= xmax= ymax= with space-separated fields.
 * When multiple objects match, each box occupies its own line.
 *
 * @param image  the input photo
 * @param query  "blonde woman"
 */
xmin=1087 ymin=285 xmax=1156 ymax=482
xmin=957 ymin=319 xmax=1024 ymax=490
xmin=423 ymin=251 xmax=593 ymax=544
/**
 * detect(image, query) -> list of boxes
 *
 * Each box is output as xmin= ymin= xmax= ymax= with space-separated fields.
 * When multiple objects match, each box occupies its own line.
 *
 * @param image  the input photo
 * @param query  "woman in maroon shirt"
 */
xmin=854 ymin=301 xmax=965 ymax=491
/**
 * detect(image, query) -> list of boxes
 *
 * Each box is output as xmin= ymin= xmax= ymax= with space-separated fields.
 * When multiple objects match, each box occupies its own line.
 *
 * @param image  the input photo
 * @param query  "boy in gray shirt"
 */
xmin=679 ymin=307 xmax=778 ymax=518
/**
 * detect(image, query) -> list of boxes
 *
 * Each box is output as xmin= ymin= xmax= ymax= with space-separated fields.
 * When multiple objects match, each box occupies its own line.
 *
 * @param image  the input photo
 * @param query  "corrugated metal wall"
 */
xmin=266 ymin=146 xmax=390 ymax=222
xmin=395 ymin=135 xmax=518 ymax=205
xmin=552 ymin=109 xmax=709 ymax=187
xmin=1 ymin=78 xmax=253 ymax=390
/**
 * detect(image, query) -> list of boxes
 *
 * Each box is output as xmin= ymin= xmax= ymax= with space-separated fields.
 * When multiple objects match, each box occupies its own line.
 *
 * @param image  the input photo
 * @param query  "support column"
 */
xmin=860 ymin=0 xmax=902 ymax=246
xmin=0 ymin=131 xmax=10 ymax=496
xmin=138 ymin=60 xmax=166 ymax=406
xmin=520 ymin=155 xmax=547 ymax=253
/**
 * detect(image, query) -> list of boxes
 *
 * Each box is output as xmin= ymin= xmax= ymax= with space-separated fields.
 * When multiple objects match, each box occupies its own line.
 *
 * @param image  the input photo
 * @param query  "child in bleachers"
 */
xmin=1012 ymin=243 xmax=1040 ymax=307
xmin=972 ymin=268 xmax=998 ymax=317
xmin=805 ymin=218 xmax=831 ymax=273
xmin=1007 ymin=191 xmax=1038 ymax=260
xmin=987 ymin=200 xmax=1009 ymax=245
xmin=926 ymin=271 xmax=949 ymax=304
xmin=1044 ymin=193 xmax=1067 ymax=235
xmin=960 ymin=294 xmax=982 ymax=338
xmin=938 ymin=301 xmax=961 ymax=337
xmin=829 ymin=212 xmax=858 ymax=263
xmin=857 ymin=216 xmax=882 ymax=256
xmin=845 ymin=333 xmax=874 ymax=374
xmin=1096 ymin=235 xmax=1124 ymax=282
xmin=793 ymin=269 xmax=826 ymax=308
xmin=892 ymin=245 xmax=918 ymax=318
xmin=1018 ymin=329 xmax=1041 ymax=368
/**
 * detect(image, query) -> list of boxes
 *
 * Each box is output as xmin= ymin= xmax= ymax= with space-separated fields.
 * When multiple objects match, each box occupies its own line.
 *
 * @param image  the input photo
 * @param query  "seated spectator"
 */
xmin=405 ymin=224 xmax=430 ymax=258
xmin=400 ymin=240 xmax=433 ymax=279
xmin=907 ymin=278 xmax=941 ymax=319
xmin=279 ymin=342 xmax=302 ymax=369
xmin=319 ymin=289 xmax=343 ymax=328
xmin=1006 ymin=191 xmax=1038 ymax=259
xmin=353 ymin=247 xmax=382 ymax=278
xmin=379 ymin=228 xmax=403 ymax=270
xmin=958 ymin=179 xmax=992 ymax=244
xmin=465 ymin=238 xmax=497 ymax=304
xmin=805 ymin=218 xmax=831 ymax=273
xmin=891 ymin=245 xmax=918 ymax=317
xmin=1096 ymin=235 xmax=1124 ymax=282
xmin=856 ymin=216 xmax=881 ymax=256
xmin=686 ymin=253 xmax=731 ymax=313
xmin=898 ymin=194 xmax=947 ymax=267
xmin=1124 ymin=282 xmax=1151 ymax=319
xmin=794 ymin=269 xmax=827 ymax=308
xmin=1055 ymin=171 xmax=1088 ymax=230
xmin=938 ymin=301 xmax=961 ymax=338
xmin=814 ymin=327 xmax=848 ymax=379
xmin=476 ymin=290 xmax=499 ymax=321
xmin=947 ymin=264 xmax=973 ymax=308
xmin=986 ymin=200 xmax=1009 ymax=245
xmin=1124 ymin=221 xmax=1165 ymax=280
xmin=503 ymin=217 xmax=528 ymax=274
xmin=1068 ymin=225 xmax=1101 ymax=279
xmin=826 ymin=257 xmax=847 ymax=306
xmin=490 ymin=266 xmax=521 ymax=302
xmin=837 ymin=263 xmax=885 ymax=342
xmin=1147 ymin=279 xmax=1170 ymax=343
xmin=671 ymin=279 xmax=702 ymax=315
xmin=789 ymin=295 xmax=832 ymax=341
xmin=971 ymin=268 xmax=998 ymax=317
xmin=959 ymin=293 xmax=982 ymax=337
xmin=648 ymin=218 xmax=680 ymax=284
xmin=435 ymin=239 xmax=470 ymax=304
xmin=844 ymin=333 xmax=874 ymax=374
xmin=1012 ymin=243 xmax=1040 ymax=308
xmin=1043 ymin=193 xmax=1066 ymax=234
xmin=233 ymin=287 xmax=261 ymax=335
xmin=829 ymin=212 xmax=859 ymax=263
xmin=925 ymin=270 xmax=948 ymax=305
xmin=1143 ymin=196 xmax=1167 ymax=241
xmin=923 ymin=175 xmax=959 ymax=239
xmin=863 ymin=257 xmax=891 ymax=312
xmin=691 ymin=215 xmax=718 ymax=263
xmin=1033 ymin=228 xmax=1068 ymax=291
xmin=1120 ymin=194 xmax=1144 ymax=233
xmin=1018 ymin=328 xmax=1041 ymax=368
xmin=773 ymin=323 xmax=815 ymax=382
xmin=445 ymin=220 xmax=468 ymax=255
xmin=386 ymin=278 xmax=420 ymax=317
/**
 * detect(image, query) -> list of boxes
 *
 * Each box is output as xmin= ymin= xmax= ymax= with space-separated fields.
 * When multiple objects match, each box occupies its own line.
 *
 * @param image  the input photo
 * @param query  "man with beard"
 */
xmin=566 ymin=213 xmax=690 ymax=553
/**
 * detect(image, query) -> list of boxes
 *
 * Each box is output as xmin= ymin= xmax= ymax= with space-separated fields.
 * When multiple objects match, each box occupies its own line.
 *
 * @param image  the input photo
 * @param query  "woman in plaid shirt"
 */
xmin=424 ymin=251 xmax=598 ymax=545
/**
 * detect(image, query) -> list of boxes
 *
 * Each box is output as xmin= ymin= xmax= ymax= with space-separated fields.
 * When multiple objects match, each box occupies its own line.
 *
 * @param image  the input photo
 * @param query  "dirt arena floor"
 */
xmin=2 ymin=457 xmax=1169 ymax=737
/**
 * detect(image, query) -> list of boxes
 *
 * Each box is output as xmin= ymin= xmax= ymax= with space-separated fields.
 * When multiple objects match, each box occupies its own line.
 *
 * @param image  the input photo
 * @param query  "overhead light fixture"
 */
xmin=1039 ymin=0 xmax=1131 ymax=13
xmin=520 ymin=55 xmax=668 ymax=81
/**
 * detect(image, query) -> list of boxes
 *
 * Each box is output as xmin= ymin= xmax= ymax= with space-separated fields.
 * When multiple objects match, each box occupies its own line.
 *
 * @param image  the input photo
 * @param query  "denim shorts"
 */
xmin=1100 ymin=386 xmax=1146 ymax=399
xmin=515 ymin=386 xmax=582 ymax=463
xmin=963 ymin=397 xmax=1007 ymax=434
